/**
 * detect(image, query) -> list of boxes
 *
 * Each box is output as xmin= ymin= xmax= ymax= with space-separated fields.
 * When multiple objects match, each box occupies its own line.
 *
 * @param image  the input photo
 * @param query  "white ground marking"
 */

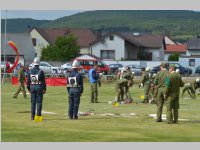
xmin=148 ymin=114 xmax=189 ymax=121
xmin=42 ymin=111 xmax=57 ymax=115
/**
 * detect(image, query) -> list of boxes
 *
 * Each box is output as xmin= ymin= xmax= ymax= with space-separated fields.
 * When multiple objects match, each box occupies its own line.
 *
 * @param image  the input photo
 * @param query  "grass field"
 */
xmin=1 ymin=81 xmax=200 ymax=142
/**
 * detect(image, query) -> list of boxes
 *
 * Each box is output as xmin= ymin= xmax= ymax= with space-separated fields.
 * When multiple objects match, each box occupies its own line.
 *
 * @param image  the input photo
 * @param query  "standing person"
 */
xmin=13 ymin=65 xmax=27 ymax=99
xmin=88 ymin=64 xmax=100 ymax=103
xmin=67 ymin=63 xmax=83 ymax=120
xmin=141 ymin=67 xmax=152 ymax=103
xmin=123 ymin=66 xmax=134 ymax=101
xmin=154 ymin=63 xmax=170 ymax=122
xmin=27 ymin=57 xmax=46 ymax=120
xmin=166 ymin=65 xmax=184 ymax=124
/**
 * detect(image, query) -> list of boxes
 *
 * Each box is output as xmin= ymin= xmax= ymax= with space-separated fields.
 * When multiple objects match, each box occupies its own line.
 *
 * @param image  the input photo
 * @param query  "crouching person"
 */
xmin=67 ymin=63 xmax=83 ymax=120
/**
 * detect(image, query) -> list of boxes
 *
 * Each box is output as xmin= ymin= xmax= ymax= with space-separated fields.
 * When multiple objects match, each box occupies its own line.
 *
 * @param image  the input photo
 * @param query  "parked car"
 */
xmin=29 ymin=61 xmax=60 ymax=74
xmin=109 ymin=64 xmax=123 ymax=74
xmin=151 ymin=63 xmax=192 ymax=75
xmin=72 ymin=58 xmax=109 ymax=75
xmin=128 ymin=64 xmax=143 ymax=76
xmin=195 ymin=66 xmax=200 ymax=74
xmin=61 ymin=63 xmax=72 ymax=72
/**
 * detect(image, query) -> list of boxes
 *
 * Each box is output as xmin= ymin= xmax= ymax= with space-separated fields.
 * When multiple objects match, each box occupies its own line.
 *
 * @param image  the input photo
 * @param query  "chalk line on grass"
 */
xmin=148 ymin=114 xmax=189 ymax=121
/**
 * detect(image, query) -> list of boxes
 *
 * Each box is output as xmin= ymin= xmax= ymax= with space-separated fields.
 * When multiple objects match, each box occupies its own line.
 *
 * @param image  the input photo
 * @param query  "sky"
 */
xmin=1 ymin=10 xmax=85 ymax=20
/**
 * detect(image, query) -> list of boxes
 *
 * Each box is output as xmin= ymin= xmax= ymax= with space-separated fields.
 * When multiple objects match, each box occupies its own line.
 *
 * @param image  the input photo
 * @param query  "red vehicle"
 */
xmin=72 ymin=55 xmax=110 ymax=74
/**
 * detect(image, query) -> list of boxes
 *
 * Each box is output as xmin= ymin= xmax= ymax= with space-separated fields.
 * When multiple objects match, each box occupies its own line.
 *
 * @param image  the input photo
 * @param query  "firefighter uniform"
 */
xmin=182 ymin=78 xmax=200 ymax=99
xmin=115 ymin=78 xmax=128 ymax=102
xmin=13 ymin=65 xmax=27 ymax=99
xmin=166 ymin=65 xmax=184 ymax=124
xmin=141 ymin=67 xmax=152 ymax=103
xmin=67 ymin=65 xmax=83 ymax=119
xmin=27 ymin=58 xmax=46 ymax=120
xmin=88 ymin=65 xmax=99 ymax=103
xmin=154 ymin=63 xmax=170 ymax=122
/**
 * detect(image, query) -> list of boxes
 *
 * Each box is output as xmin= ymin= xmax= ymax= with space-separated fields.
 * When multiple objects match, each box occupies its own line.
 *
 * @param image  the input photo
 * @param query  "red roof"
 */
xmin=165 ymin=44 xmax=187 ymax=53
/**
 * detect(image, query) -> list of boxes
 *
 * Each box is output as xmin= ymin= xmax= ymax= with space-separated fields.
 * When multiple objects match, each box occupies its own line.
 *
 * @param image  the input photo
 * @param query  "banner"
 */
xmin=12 ymin=77 xmax=67 ymax=86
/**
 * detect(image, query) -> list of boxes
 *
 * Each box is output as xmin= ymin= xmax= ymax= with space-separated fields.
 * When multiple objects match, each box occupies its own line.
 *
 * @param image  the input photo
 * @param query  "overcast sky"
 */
xmin=1 ymin=10 xmax=85 ymax=20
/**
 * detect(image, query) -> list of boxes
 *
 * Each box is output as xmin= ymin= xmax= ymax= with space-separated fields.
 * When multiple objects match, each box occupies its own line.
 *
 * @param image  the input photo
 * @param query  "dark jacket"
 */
xmin=67 ymin=69 xmax=83 ymax=94
xmin=27 ymin=66 xmax=46 ymax=91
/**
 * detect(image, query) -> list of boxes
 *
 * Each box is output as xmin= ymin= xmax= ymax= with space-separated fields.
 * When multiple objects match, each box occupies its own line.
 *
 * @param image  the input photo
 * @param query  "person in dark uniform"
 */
xmin=27 ymin=57 xmax=46 ymax=120
xmin=67 ymin=63 xmax=84 ymax=120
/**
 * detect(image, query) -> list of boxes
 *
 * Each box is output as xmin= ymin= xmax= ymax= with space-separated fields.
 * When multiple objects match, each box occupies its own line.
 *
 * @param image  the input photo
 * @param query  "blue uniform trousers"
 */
xmin=30 ymin=85 xmax=43 ymax=119
xmin=68 ymin=88 xmax=81 ymax=119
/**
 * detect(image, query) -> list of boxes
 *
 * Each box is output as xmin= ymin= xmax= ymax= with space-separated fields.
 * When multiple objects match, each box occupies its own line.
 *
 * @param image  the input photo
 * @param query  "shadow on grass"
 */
xmin=16 ymin=110 xmax=31 ymax=113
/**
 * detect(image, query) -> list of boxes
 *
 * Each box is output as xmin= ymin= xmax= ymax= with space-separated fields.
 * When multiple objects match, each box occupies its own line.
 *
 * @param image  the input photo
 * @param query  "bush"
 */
xmin=168 ymin=53 xmax=180 ymax=61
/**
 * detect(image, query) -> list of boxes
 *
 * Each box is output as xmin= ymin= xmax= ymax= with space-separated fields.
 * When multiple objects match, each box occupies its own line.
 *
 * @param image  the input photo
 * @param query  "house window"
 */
xmin=109 ymin=35 xmax=114 ymax=41
xmin=32 ymin=38 xmax=36 ymax=46
xmin=189 ymin=59 xmax=195 ymax=66
xmin=101 ymin=50 xmax=115 ymax=59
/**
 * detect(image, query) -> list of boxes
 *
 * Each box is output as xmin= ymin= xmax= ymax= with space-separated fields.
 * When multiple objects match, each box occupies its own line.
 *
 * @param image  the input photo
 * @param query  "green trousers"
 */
xmin=115 ymin=87 xmax=124 ymax=102
xmin=13 ymin=81 xmax=27 ymax=98
xmin=156 ymin=87 xmax=166 ymax=121
xmin=90 ymin=83 xmax=98 ymax=102
xmin=144 ymin=84 xmax=150 ymax=103
xmin=166 ymin=94 xmax=179 ymax=123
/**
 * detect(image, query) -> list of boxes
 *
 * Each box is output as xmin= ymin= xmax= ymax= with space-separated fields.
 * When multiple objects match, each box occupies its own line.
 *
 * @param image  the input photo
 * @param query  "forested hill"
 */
xmin=2 ymin=10 xmax=200 ymax=42
xmin=1 ymin=18 xmax=50 ymax=33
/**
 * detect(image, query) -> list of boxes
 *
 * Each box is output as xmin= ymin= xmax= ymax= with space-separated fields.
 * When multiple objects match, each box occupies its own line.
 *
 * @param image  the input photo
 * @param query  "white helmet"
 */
xmin=33 ymin=57 xmax=40 ymax=66
xmin=176 ymin=69 xmax=180 ymax=73
xmin=196 ymin=78 xmax=200 ymax=82
xmin=145 ymin=67 xmax=150 ymax=72
xmin=72 ymin=60 xmax=80 ymax=69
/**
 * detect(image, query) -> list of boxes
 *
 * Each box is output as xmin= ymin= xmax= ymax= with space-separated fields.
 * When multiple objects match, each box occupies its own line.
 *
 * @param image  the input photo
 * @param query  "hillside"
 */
xmin=40 ymin=10 xmax=200 ymax=42
xmin=2 ymin=11 xmax=200 ymax=42
xmin=1 ymin=18 xmax=50 ymax=33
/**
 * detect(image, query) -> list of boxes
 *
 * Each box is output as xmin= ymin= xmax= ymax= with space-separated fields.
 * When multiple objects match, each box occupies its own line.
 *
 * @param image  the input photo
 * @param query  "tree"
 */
xmin=168 ymin=53 xmax=180 ymax=61
xmin=41 ymin=34 xmax=80 ymax=61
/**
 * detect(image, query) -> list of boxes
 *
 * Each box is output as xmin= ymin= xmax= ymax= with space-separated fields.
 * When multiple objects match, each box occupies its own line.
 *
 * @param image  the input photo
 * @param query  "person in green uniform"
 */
xmin=182 ymin=78 xmax=200 ymax=99
xmin=148 ymin=73 xmax=157 ymax=104
xmin=166 ymin=64 xmax=184 ymax=124
xmin=141 ymin=67 xmax=152 ymax=103
xmin=13 ymin=64 xmax=27 ymax=99
xmin=154 ymin=63 xmax=170 ymax=122
xmin=115 ymin=78 xmax=128 ymax=102
xmin=122 ymin=66 xmax=134 ymax=101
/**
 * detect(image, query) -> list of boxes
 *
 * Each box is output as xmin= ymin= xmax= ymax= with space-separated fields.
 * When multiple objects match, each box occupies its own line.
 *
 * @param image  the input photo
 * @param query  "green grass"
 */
xmin=1 ymin=81 xmax=200 ymax=142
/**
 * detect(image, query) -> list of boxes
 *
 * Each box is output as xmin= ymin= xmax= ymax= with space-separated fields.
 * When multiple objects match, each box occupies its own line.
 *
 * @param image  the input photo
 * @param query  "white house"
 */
xmin=186 ymin=36 xmax=200 ymax=56
xmin=90 ymin=32 xmax=167 ymax=61
xmin=30 ymin=28 xmax=97 ymax=58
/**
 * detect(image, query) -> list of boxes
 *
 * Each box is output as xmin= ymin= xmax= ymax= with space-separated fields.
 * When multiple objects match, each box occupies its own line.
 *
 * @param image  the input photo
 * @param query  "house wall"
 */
xmin=124 ymin=41 xmax=138 ymax=60
xmin=30 ymin=29 xmax=49 ymax=58
xmin=91 ymin=34 xmax=125 ymax=60
xmin=80 ymin=48 xmax=90 ymax=54
xmin=143 ymin=48 xmax=163 ymax=61
xmin=179 ymin=57 xmax=200 ymax=74
xmin=187 ymin=49 xmax=200 ymax=56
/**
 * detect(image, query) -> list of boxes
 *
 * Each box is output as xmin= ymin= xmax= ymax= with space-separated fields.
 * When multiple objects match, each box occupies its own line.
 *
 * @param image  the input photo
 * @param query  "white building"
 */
xmin=30 ymin=28 xmax=97 ymax=58
xmin=90 ymin=32 xmax=170 ymax=61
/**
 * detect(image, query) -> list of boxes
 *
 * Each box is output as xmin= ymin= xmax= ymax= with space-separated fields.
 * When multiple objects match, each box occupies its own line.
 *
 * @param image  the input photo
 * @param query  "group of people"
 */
xmin=141 ymin=63 xmax=199 ymax=124
xmin=12 ymin=58 xmax=200 ymax=124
